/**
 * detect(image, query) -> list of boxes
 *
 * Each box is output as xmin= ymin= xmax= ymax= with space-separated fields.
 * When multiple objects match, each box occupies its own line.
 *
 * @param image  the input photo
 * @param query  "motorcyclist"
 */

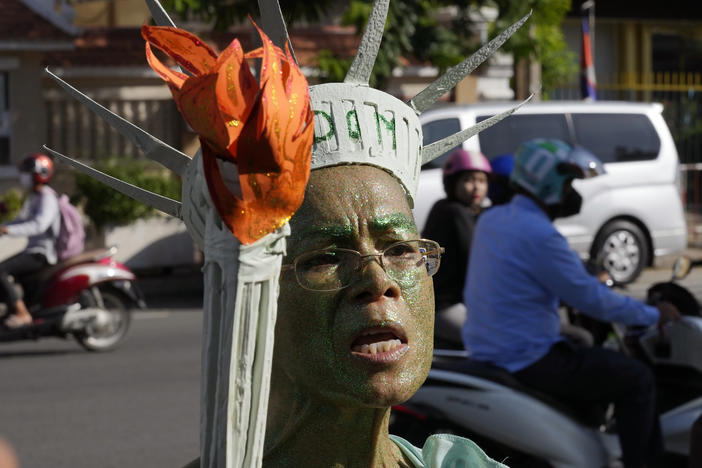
xmin=422 ymin=148 xmax=491 ymax=347
xmin=486 ymin=153 xmax=515 ymax=206
xmin=463 ymin=139 xmax=680 ymax=468
xmin=0 ymin=153 xmax=60 ymax=328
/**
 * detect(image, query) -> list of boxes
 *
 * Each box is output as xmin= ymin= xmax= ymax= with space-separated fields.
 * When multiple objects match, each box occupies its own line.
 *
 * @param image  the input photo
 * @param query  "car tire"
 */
xmin=592 ymin=220 xmax=650 ymax=284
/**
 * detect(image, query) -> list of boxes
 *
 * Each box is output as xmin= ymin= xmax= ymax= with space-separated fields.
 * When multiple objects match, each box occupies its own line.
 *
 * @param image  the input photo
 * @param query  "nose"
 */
xmin=347 ymin=256 xmax=401 ymax=304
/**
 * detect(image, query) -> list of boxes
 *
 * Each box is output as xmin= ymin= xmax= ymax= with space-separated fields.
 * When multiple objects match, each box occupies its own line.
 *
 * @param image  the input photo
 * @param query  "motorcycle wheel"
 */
xmin=75 ymin=287 xmax=131 ymax=352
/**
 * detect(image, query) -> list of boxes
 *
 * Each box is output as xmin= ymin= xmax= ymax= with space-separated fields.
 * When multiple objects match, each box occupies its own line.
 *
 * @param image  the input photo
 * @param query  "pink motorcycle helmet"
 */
xmin=442 ymin=148 xmax=492 ymax=177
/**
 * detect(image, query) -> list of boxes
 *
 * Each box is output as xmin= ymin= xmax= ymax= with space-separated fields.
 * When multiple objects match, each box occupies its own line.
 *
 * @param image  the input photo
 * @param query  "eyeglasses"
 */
xmin=281 ymin=239 xmax=444 ymax=292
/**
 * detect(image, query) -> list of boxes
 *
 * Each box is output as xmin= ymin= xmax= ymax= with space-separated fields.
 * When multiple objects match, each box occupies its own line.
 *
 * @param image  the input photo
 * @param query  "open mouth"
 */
xmin=350 ymin=326 xmax=408 ymax=362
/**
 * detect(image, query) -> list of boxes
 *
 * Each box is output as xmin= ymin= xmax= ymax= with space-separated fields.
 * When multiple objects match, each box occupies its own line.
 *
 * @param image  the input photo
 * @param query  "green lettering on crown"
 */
xmin=377 ymin=113 xmax=396 ymax=150
xmin=346 ymin=110 xmax=360 ymax=140
xmin=313 ymin=110 xmax=335 ymax=144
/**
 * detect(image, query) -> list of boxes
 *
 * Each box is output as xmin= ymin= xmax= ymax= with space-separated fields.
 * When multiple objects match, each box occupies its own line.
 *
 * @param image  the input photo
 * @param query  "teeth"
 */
xmin=353 ymin=339 xmax=402 ymax=354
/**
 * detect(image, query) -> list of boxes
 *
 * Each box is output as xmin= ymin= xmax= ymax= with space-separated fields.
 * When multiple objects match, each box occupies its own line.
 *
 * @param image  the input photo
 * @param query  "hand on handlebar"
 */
xmin=0 ymin=226 xmax=8 ymax=235
xmin=656 ymin=301 xmax=681 ymax=333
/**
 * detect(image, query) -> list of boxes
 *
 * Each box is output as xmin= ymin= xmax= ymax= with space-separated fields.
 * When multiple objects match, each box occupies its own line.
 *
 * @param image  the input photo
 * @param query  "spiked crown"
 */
xmin=42 ymin=0 xmax=532 ymax=236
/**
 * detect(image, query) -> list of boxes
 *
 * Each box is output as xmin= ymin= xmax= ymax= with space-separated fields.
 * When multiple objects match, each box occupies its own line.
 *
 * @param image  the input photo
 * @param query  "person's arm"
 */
xmin=531 ymin=229 xmax=660 ymax=327
xmin=4 ymin=191 xmax=59 ymax=237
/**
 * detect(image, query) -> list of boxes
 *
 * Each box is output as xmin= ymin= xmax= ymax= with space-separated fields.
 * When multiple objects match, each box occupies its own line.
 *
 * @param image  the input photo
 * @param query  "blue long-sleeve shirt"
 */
xmin=463 ymin=195 xmax=659 ymax=372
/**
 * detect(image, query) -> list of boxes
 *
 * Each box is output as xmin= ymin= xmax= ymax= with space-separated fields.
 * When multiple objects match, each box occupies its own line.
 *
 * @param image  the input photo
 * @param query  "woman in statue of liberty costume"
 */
xmin=43 ymin=0 xmax=532 ymax=465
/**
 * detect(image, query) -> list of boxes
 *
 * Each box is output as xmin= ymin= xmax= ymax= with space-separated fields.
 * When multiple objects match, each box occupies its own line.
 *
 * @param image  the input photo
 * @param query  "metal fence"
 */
xmin=45 ymin=97 xmax=182 ymax=161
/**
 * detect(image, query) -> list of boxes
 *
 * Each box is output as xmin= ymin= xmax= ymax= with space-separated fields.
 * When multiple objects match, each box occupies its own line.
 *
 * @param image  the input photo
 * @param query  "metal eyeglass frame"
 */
xmin=280 ymin=238 xmax=444 ymax=292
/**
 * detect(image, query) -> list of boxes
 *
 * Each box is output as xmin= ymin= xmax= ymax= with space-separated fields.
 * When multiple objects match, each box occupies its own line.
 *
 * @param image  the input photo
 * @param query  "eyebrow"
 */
xmin=293 ymin=223 xmax=355 ymax=243
xmin=291 ymin=213 xmax=416 ymax=245
xmin=368 ymin=213 xmax=417 ymax=234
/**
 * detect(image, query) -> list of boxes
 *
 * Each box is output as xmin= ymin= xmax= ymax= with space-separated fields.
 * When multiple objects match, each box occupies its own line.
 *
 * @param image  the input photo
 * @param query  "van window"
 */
xmin=572 ymin=114 xmax=660 ymax=163
xmin=421 ymin=118 xmax=461 ymax=169
xmin=476 ymin=114 xmax=570 ymax=159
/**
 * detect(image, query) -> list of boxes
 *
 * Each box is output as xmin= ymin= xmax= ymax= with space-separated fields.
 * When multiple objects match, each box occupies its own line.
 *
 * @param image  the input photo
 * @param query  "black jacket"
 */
xmin=421 ymin=198 xmax=478 ymax=309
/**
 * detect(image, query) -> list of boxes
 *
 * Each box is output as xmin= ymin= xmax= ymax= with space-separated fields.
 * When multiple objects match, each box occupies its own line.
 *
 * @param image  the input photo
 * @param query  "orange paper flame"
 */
xmin=142 ymin=23 xmax=313 ymax=245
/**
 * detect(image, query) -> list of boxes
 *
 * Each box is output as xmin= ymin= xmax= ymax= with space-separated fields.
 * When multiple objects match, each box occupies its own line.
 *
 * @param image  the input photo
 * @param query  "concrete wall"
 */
xmin=0 ymin=216 xmax=200 ymax=272
xmin=104 ymin=216 xmax=200 ymax=271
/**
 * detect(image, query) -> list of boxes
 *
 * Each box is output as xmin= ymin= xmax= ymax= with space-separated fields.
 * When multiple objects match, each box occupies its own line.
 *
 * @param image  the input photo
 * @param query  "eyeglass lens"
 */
xmin=294 ymin=240 xmax=441 ymax=291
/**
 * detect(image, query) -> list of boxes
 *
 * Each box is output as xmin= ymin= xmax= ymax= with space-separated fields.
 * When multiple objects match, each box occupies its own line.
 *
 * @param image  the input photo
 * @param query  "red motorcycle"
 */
xmin=0 ymin=246 xmax=144 ymax=351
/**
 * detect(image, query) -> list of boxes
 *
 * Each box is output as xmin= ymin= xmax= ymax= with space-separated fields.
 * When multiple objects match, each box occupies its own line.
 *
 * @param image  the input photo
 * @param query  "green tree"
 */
xmin=74 ymin=158 xmax=182 ymax=232
xmin=319 ymin=0 xmax=480 ymax=89
xmin=159 ymin=0 xmax=576 ymax=95
xmin=160 ymin=0 xmax=336 ymax=31
xmin=320 ymin=0 xmax=575 ymax=93
xmin=491 ymin=0 xmax=577 ymax=96
xmin=0 ymin=189 xmax=25 ymax=224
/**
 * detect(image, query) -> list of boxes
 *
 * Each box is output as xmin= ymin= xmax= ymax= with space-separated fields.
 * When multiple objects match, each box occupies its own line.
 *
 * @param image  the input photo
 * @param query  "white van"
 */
xmin=415 ymin=101 xmax=687 ymax=283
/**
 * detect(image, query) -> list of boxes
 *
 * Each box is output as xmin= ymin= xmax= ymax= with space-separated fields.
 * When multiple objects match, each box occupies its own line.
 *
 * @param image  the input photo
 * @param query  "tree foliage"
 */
xmin=319 ymin=0 xmax=576 ymax=93
xmin=160 ymin=0 xmax=337 ymax=31
xmin=491 ymin=0 xmax=577 ymax=96
xmin=74 ymin=159 xmax=182 ymax=230
xmin=0 ymin=189 xmax=25 ymax=224
xmin=320 ymin=0 xmax=480 ymax=89
xmin=159 ymin=0 xmax=577 ymax=95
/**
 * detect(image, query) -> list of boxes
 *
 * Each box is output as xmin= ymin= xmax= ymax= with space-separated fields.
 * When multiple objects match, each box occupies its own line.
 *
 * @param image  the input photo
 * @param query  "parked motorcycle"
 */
xmin=391 ymin=257 xmax=702 ymax=467
xmin=0 ymin=246 xmax=145 ymax=351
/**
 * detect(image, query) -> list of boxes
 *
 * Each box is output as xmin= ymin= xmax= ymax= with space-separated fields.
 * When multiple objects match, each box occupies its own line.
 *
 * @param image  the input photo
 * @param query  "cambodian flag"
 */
xmin=580 ymin=16 xmax=597 ymax=100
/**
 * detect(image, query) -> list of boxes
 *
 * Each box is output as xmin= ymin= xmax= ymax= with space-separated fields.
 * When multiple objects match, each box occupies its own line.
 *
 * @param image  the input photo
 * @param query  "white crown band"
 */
xmin=310 ymin=83 xmax=422 ymax=206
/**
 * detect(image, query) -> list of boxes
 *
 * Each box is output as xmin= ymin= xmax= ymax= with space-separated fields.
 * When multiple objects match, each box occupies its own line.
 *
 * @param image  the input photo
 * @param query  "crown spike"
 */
xmin=257 ymin=0 xmax=297 ymax=63
xmin=44 ymin=146 xmax=183 ymax=219
xmin=146 ymin=0 xmax=177 ymax=27
xmin=421 ymin=93 xmax=535 ymax=164
xmin=408 ymin=10 xmax=532 ymax=115
xmin=46 ymin=68 xmax=191 ymax=177
xmin=344 ymin=0 xmax=390 ymax=85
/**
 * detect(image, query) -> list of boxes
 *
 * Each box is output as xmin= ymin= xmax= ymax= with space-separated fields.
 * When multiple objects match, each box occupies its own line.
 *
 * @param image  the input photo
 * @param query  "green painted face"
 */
xmin=275 ymin=165 xmax=434 ymax=408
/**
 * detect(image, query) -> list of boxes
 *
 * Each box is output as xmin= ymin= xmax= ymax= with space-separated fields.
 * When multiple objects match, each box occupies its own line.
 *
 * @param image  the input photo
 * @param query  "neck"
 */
xmin=33 ymin=183 xmax=44 ymax=193
xmin=264 ymin=373 xmax=409 ymax=468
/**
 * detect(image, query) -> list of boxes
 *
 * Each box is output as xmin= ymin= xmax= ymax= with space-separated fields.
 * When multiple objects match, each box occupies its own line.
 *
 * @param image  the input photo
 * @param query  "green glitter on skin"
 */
xmin=267 ymin=165 xmax=434 ymax=467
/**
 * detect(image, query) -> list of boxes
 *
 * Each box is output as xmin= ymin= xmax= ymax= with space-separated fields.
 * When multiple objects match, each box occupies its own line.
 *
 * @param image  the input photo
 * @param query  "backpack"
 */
xmin=46 ymin=187 xmax=85 ymax=260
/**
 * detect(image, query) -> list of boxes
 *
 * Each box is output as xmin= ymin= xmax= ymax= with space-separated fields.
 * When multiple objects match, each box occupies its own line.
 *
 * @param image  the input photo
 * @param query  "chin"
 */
xmin=357 ymin=387 xmax=418 ymax=409
xmin=360 ymin=367 xmax=430 ymax=408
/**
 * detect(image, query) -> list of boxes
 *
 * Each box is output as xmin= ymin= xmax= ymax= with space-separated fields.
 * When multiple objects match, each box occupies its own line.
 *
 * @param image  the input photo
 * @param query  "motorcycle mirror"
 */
xmin=672 ymin=256 xmax=692 ymax=281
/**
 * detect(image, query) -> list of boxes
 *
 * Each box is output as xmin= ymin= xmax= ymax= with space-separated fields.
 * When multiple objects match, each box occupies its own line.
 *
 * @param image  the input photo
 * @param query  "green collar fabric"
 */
xmin=390 ymin=434 xmax=510 ymax=467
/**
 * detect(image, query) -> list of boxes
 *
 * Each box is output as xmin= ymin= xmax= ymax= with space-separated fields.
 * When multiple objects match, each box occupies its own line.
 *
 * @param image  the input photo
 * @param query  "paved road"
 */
xmin=0 ymin=300 xmax=202 ymax=468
